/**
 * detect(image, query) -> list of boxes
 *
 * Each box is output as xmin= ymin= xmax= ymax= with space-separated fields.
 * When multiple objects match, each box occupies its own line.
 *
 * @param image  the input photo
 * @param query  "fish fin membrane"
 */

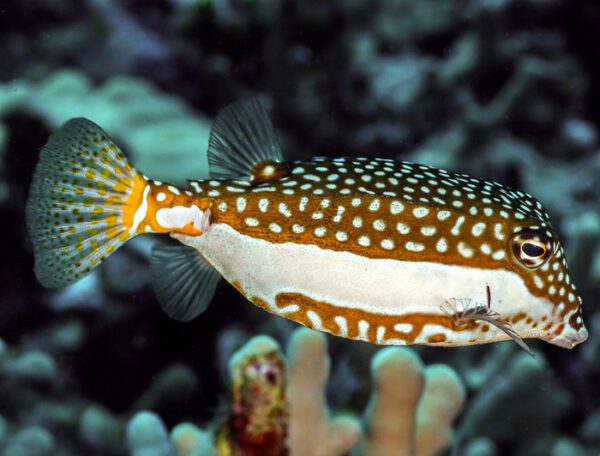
xmin=207 ymin=97 xmax=283 ymax=180
xmin=150 ymin=241 xmax=220 ymax=322
xmin=26 ymin=118 xmax=145 ymax=288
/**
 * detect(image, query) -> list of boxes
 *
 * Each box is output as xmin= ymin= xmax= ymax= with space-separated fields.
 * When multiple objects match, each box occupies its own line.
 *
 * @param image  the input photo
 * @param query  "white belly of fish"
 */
xmin=181 ymin=223 xmax=552 ymax=328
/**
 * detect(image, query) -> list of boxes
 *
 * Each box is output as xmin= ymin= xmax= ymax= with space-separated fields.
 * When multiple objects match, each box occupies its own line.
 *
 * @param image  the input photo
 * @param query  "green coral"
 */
xmin=0 ymin=70 xmax=212 ymax=185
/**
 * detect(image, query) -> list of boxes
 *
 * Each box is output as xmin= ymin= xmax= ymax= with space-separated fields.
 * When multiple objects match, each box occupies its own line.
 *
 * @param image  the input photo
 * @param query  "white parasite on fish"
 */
xmin=440 ymin=286 xmax=533 ymax=355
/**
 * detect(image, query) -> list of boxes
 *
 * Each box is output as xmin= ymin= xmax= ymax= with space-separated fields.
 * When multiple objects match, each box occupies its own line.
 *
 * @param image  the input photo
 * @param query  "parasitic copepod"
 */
xmin=26 ymin=98 xmax=588 ymax=350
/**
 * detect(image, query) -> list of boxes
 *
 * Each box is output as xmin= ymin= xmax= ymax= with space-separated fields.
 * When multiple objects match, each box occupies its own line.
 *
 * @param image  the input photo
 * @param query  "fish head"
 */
xmin=504 ymin=220 xmax=587 ymax=349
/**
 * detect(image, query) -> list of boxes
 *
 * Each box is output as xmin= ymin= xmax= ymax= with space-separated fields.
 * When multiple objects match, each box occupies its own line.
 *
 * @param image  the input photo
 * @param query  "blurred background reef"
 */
xmin=0 ymin=0 xmax=600 ymax=454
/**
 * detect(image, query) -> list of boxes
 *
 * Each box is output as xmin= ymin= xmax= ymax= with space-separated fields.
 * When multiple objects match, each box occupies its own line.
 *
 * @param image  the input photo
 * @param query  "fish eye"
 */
xmin=521 ymin=241 xmax=546 ymax=258
xmin=511 ymin=228 xmax=553 ymax=269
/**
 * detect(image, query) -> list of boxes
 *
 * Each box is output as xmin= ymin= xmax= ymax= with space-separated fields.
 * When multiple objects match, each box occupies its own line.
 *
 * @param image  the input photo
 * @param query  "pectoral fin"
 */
xmin=150 ymin=242 xmax=221 ymax=322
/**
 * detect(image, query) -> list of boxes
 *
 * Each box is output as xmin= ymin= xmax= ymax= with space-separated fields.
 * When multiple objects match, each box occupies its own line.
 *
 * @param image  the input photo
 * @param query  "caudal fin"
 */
xmin=26 ymin=118 xmax=148 ymax=288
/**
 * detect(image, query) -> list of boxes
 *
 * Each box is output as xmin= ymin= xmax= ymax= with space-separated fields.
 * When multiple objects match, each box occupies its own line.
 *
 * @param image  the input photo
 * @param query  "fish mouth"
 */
xmin=545 ymin=324 xmax=589 ymax=349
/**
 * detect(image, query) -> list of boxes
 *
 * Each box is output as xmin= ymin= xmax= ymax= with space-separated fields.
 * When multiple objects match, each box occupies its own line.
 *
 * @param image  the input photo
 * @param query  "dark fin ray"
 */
xmin=207 ymin=97 xmax=283 ymax=180
xmin=150 ymin=242 xmax=221 ymax=322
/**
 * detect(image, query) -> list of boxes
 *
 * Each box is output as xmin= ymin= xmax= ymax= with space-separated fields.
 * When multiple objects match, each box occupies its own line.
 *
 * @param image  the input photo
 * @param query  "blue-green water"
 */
xmin=1 ymin=1 xmax=599 ymax=455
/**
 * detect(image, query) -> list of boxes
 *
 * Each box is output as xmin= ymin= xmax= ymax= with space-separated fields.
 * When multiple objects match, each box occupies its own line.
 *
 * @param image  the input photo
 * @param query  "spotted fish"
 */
xmin=26 ymin=98 xmax=588 ymax=350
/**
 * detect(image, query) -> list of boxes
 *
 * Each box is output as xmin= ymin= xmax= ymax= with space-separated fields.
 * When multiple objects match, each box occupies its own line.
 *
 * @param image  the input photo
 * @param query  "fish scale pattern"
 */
xmin=188 ymin=157 xmax=579 ymax=322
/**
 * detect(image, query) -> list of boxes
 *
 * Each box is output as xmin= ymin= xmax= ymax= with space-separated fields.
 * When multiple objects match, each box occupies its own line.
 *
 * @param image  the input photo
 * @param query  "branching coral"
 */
xmin=126 ymin=328 xmax=465 ymax=456
xmin=286 ymin=329 xmax=362 ymax=456
xmin=357 ymin=348 xmax=465 ymax=456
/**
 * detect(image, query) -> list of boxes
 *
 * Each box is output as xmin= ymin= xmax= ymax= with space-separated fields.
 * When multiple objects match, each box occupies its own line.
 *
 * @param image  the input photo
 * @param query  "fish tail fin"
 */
xmin=26 ymin=118 xmax=149 ymax=288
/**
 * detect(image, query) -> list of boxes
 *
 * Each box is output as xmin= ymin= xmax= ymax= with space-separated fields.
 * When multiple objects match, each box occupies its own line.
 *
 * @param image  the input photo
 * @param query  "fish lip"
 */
xmin=545 ymin=325 xmax=589 ymax=349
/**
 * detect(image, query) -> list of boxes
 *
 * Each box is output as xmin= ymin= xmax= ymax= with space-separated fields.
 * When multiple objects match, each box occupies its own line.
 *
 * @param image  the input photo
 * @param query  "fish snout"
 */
xmin=546 ymin=323 xmax=589 ymax=349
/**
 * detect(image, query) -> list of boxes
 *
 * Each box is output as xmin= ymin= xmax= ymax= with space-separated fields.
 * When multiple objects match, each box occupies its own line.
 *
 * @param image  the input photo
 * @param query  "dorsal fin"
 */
xmin=207 ymin=97 xmax=285 ymax=181
xmin=150 ymin=242 xmax=221 ymax=322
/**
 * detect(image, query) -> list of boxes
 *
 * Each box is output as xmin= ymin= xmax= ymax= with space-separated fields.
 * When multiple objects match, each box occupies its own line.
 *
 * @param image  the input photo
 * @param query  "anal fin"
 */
xmin=150 ymin=242 xmax=221 ymax=322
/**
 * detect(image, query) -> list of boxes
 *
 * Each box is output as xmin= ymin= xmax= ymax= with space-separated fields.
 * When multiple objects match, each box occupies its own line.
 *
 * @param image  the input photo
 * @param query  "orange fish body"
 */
xmin=26 ymin=99 xmax=588 ymax=351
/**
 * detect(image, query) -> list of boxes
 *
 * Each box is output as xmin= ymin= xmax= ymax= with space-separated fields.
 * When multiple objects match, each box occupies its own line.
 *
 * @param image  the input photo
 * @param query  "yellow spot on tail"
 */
xmin=106 ymin=196 xmax=121 ymax=205
xmin=106 ymin=227 xmax=119 ymax=238
xmin=106 ymin=215 xmax=118 ymax=227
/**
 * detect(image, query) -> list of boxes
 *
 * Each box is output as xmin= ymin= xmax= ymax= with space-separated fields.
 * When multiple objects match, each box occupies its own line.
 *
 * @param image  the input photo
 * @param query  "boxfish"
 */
xmin=26 ymin=98 xmax=588 ymax=352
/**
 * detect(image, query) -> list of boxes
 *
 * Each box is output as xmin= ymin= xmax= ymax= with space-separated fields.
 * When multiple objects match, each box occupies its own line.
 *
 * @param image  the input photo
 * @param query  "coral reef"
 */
xmin=0 ymin=70 xmax=212 ymax=185
xmin=125 ymin=328 xmax=464 ymax=456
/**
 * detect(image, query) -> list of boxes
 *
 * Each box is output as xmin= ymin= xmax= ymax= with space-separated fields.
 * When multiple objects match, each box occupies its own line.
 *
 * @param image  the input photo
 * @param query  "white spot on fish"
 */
xmin=307 ymin=310 xmax=323 ymax=330
xmin=336 ymin=231 xmax=348 ymax=242
xmin=394 ymin=323 xmax=413 ymax=333
xmin=358 ymin=235 xmax=371 ymax=246
xmin=396 ymin=222 xmax=410 ymax=234
xmin=437 ymin=210 xmax=451 ymax=221
xmin=406 ymin=241 xmax=425 ymax=252
xmin=492 ymin=250 xmax=505 ymax=260
xmin=421 ymin=226 xmax=436 ymax=236
xmin=357 ymin=320 xmax=370 ymax=341
xmin=259 ymin=198 xmax=269 ymax=213
xmin=278 ymin=202 xmax=292 ymax=218
xmin=457 ymin=242 xmax=474 ymax=258
xmin=155 ymin=203 xmax=210 ymax=232
xmin=335 ymin=316 xmax=348 ymax=337
xmin=381 ymin=239 xmax=395 ymax=250
xmin=451 ymin=216 xmax=465 ymax=236
xmin=333 ymin=206 xmax=345 ymax=223
xmin=373 ymin=219 xmax=386 ymax=231
xmin=390 ymin=201 xmax=404 ymax=215
xmin=436 ymin=237 xmax=448 ymax=253
xmin=472 ymin=222 xmax=486 ymax=237
xmin=376 ymin=326 xmax=386 ymax=344
xmin=413 ymin=207 xmax=429 ymax=218
xmin=494 ymin=223 xmax=505 ymax=241
xmin=236 ymin=197 xmax=247 ymax=213
xmin=304 ymin=174 xmax=321 ymax=182
xmin=299 ymin=196 xmax=309 ymax=212
xmin=369 ymin=199 xmax=381 ymax=211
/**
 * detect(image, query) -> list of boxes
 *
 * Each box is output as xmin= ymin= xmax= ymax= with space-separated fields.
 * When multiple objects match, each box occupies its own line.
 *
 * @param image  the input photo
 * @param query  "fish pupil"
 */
xmin=522 ymin=241 xmax=545 ymax=258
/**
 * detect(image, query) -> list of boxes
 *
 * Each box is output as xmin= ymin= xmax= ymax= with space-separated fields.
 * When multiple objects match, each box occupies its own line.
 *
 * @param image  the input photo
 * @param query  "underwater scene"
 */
xmin=2 ymin=0 xmax=600 ymax=455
